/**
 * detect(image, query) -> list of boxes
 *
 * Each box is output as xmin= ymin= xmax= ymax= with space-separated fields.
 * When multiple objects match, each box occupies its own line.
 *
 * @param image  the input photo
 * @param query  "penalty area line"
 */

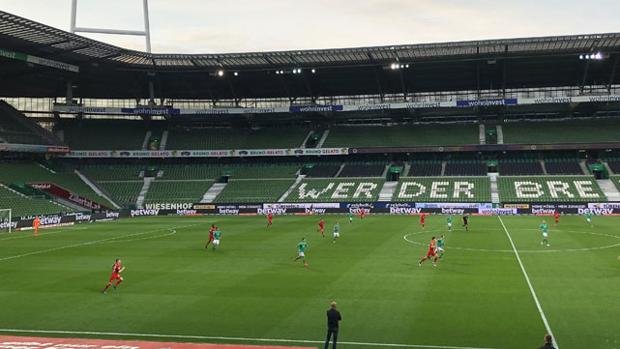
xmin=496 ymin=216 xmax=559 ymax=349
xmin=0 ymin=328 xmax=503 ymax=349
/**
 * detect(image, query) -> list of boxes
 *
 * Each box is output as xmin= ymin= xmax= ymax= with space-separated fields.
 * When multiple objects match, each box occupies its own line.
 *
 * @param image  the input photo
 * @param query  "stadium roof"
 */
xmin=0 ymin=10 xmax=619 ymax=100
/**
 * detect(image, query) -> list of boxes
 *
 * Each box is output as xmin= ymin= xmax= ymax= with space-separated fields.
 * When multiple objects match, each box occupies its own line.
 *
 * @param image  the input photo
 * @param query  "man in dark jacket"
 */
xmin=324 ymin=301 xmax=341 ymax=349
xmin=538 ymin=334 xmax=555 ymax=349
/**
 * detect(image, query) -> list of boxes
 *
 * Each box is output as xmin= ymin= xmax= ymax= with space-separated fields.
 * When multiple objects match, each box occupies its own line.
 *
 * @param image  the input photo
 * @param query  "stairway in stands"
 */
xmin=597 ymin=179 xmax=620 ymax=201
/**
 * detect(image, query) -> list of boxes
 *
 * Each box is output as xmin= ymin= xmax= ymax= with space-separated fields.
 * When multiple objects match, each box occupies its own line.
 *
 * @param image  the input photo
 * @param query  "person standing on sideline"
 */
xmin=324 ymin=301 xmax=341 ymax=349
xmin=538 ymin=334 xmax=555 ymax=349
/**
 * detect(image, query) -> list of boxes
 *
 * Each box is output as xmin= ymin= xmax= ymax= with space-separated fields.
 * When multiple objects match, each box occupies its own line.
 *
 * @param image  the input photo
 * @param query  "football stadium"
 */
xmin=0 ymin=3 xmax=619 ymax=349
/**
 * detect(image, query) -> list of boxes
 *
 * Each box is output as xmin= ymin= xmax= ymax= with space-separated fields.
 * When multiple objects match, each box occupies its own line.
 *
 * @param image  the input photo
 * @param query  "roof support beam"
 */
xmin=373 ymin=66 xmax=384 ymax=102
xmin=301 ymin=71 xmax=316 ymax=103
xmin=580 ymin=60 xmax=591 ymax=94
xmin=608 ymin=55 xmax=618 ymax=94
xmin=398 ymin=70 xmax=407 ymax=101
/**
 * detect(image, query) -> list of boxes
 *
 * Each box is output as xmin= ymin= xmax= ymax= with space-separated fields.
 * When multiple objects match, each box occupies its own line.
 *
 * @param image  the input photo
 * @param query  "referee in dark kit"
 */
xmin=324 ymin=301 xmax=342 ymax=349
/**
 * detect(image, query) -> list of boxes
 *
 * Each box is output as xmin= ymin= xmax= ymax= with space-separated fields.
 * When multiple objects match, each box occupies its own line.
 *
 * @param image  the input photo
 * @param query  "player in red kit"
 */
xmin=205 ymin=224 xmax=216 ymax=248
xmin=102 ymin=258 xmax=125 ymax=294
xmin=418 ymin=237 xmax=439 ymax=267
xmin=267 ymin=213 xmax=273 ymax=227
xmin=359 ymin=209 xmax=366 ymax=220
xmin=318 ymin=219 xmax=325 ymax=238
xmin=420 ymin=213 xmax=426 ymax=229
xmin=554 ymin=210 xmax=560 ymax=225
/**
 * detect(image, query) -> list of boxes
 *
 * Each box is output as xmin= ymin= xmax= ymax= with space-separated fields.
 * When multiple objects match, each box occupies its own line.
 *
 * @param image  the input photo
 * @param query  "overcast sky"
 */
xmin=1 ymin=0 xmax=619 ymax=53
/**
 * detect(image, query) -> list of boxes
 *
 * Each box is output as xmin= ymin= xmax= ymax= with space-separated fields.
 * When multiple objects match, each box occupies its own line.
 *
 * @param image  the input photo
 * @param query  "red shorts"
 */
xmin=426 ymin=249 xmax=436 ymax=258
xmin=319 ymin=227 xmax=324 ymax=232
xmin=420 ymin=220 xmax=425 ymax=224
xmin=109 ymin=273 xmax=122 ymax=282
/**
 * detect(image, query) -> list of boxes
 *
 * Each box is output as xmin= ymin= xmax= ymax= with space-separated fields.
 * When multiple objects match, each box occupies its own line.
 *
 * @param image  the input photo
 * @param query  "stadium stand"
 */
xmin=166 ymin=127 xmax=309 ymax=150
xmin=0 ymin=184 xmax=71 ymax=217
xmin=158 ymin=164 xmax=222 ymax=180
xmin=305 ymin=163 xmax=342 ymax=178
xmin=499 ymin=160 xmax=544 ymax=175
xmin=444 ymin=160 xmax=487 ymax=176
xmin=498 ymin=176 xmax=605 ymax=202
xmin=96 ymin=181 xmax=143 ymax=207
xmin=0 ymin=101 xmax=58 ymax=145
xmin=286 ymin=178 xmax=384 ymax=202
xmin=0 ymin=162 xmax=114 ymax=208
xmin=612 ymin=176 xmax=620 ymax=192
xmin=222 ymin=164 xmax=299 ymax=179
xmin=408 ymin=161 xmax=442 ymax=176
xmin=607 ymin=158 xmax=620 ymax=174
xmin=322 ymin=124 xmax=479 ymax=147
xmin=338 ymin=162 xmax=385 ymax=177
xmin=502 ymin=120 xmax=620 ymax=144
xmin=79 ymin=164 xmax=145 ymax=180
xmin=214 ymin=179 xmax=295 ymax=203
xmin=145 ymin=180 xmax=213 ymax=204
xmin=393 ymin=177 xmax=491 ymax=202
xmin=545 ymin=159 xmax=584 ymax=175
xmin=60 ymin=120 xmax=148 ymax=150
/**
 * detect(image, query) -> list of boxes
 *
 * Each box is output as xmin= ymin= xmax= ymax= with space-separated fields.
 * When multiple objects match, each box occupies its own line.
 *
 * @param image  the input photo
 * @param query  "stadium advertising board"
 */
xmin=0 ymin=211 xmax=120 ymax=232
xmin=30 ymin=182 xmax=109 ymax=210
xmin=63 ymin=148 xmax=349 ymax=158
xmin=0 ymin=143 xmax=70 ymax=154
xmin=53 ymin=94 xmax=620 ymax=117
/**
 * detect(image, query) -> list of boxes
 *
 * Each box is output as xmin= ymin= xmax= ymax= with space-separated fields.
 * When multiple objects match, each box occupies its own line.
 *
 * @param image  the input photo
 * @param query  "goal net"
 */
xmin=0 ymin=209 xmax=12 ymax=233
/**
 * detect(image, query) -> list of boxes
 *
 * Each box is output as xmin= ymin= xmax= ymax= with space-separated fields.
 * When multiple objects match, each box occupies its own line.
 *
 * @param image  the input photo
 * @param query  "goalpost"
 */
xmin=0 ymin=209 xmax=12 ymax=233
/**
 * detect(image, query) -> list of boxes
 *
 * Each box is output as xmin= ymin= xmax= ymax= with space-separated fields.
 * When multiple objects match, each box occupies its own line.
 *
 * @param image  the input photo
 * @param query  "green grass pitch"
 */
xmin=0 ymin=215 xmax=618 ymax=349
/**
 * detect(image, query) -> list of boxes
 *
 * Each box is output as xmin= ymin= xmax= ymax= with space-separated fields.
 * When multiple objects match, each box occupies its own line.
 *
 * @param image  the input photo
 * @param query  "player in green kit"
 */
xmin=332 ymin=222 xmax=340 ymax=243
xmin=585 ymin=212 xmax=593 ymax=226
xmin=348 ymin=211 xmax=353 ymax=223
xmin=436 ymin=235 xmax=446 ymax=259
xmin=212 ymin=229 xmax=222 ymax=251
xmin=294 ymin=237 xmax=308 ymax=267
xmin=539 ymin=220 xmax=550 ymax=247
xmin=446 ymin=216 xmax=453 ymax=231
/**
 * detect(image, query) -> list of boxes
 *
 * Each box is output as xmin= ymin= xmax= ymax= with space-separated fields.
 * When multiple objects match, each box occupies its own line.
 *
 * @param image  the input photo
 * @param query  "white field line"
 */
xmin=0 ymin=328 xmax=503 ymax=349
xmin=497 ymin=216 xmax=559 ymax=349
xmin=0 ymin=225 xmax=197 ymax=263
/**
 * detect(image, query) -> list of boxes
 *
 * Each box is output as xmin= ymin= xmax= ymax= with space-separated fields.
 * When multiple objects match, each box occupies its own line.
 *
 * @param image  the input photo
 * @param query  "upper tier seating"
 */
xmin=545 ymin=159 xmax=584 ymax=175
xmin=502 ymin=120 xmax=620 ymax=144
xmin=0 ymin=100 xmax=58 ymax=145
xmin=61 ymin=120 xmax=148 ymax=150
xmin=166 ymin=127 xmax=309 ymax=150
xmin=306 ymin=164 xmax=342 ymax=178
xmin=444 ymin=161 xmax=487 ymax=176
xmin=408 ymin=161 xmax=442 ymax=176
xmin=607 ymin=159 xmax=620 ymax=174
xmin=499 ymin=160 xmax=544 ymax=175
xmin=338 ymin=162 xmax=385 ymax=177
xmin=323 ymin=124 xmax=479 ymax=147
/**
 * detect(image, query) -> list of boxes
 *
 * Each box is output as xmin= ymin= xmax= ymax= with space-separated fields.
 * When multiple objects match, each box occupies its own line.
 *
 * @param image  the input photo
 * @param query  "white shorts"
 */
xmin=213 ymin=239 xmax=220 ymax=245
xmin=447 ymin=223 xmax=452 ymax=228
xmin=586 ymin=218 xmax=592 ymax=223
xmin=298 ymin=251 xmax=305 ymax=257
xmin=436 ymin=246 xmax=445 ymax=253
xmin=333 ymin=232 xmax=340 ymax=238
xmin=542 ymin=233 xmax=548 ymax=239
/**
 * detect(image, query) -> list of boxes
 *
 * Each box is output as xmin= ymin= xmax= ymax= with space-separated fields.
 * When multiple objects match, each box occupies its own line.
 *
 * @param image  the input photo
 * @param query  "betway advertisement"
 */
xmin=30 ymin=183 xmax=109 ymax=210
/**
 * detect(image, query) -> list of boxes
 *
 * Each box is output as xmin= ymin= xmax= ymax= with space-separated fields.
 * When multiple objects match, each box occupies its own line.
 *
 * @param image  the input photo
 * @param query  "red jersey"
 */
xmin=319 ymin=220 xmax=325 ymax=228
xmin=33 ymin=217 xmax=40 ymax=228
xmin=360 ymin=210 xmax=365 ymax=216
xmin=554 ymin=212 xmax=560 ymax=220
xmin=420 ymin=214 xmax=425 ymax=223
xmin=267 ymin=213 xmax=273 ymax=221
xmin=428 ymin=239 xmax=436 ymax=251
xmin=112 ymin=262 xmax=122 ymax=274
